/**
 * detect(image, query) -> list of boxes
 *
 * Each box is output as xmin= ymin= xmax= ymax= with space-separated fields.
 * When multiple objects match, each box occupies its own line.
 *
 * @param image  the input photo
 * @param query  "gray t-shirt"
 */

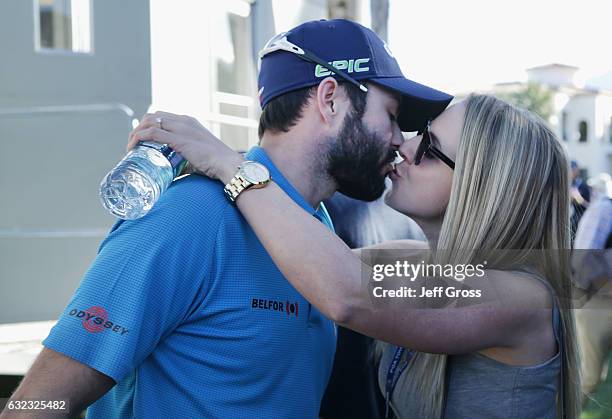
xmin=377 ymin=283 xmax=562 ymax=419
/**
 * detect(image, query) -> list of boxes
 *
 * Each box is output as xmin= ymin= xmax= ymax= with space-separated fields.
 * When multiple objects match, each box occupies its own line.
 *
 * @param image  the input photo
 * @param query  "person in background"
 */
xmin=574 ymin=173 xmax=612 ymax=250
xmin=320 ymin=189 xmax=424 ymax=419
xmin=573 ymin=173 xmax=612 ymax=407
xmin=570 ymin=160 xmax=591 ymax=240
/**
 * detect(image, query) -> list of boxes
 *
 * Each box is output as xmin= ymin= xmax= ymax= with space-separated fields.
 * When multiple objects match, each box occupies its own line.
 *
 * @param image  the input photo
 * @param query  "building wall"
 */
xmin=0 ymin=0 xmax=150 ymax=111
xmin=495 ymin=67 xmax=612 ymax=177
xmin=550 ymin=90 xmax=571 ymax=141
xmin=526 ymin=66 xmax=577 ymax=89
xmin=0 ymin=0 xmax=151 ymax=323
xmin=594 ymin=94 xmax=612 ymax=175
xmin=149 ymin=0 xmax=260 ymax=151
xmin=560 ymin=94 xmax=612 ymax=176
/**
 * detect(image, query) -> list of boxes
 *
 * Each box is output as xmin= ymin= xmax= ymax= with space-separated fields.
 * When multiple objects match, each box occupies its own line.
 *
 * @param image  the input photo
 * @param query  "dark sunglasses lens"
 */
xmin=415 ymin=132 xmax=430 ymax=165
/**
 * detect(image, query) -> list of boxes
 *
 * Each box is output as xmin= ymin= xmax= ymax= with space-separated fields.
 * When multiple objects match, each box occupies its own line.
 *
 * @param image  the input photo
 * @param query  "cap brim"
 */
xmin=371 ymin=77 xmax=453 ymax=132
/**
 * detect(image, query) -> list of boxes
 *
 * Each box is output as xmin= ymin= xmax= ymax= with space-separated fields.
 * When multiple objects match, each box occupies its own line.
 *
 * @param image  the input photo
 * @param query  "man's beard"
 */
xmin=326 ymin=112 xmax=396 ymax=201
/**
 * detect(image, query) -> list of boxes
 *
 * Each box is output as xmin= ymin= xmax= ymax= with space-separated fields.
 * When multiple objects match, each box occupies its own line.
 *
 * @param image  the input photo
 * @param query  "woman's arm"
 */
xmin=352 ymin=240 xmax=429 ymax=264
xmin=128 ymin=112 xmax=542 ymax=354
xmin=226 ymin=178 xmax=533 ymax=354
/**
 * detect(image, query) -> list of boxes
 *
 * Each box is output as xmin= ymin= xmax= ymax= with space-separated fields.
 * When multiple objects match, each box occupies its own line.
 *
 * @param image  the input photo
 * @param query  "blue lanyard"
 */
xmin=385 ymin=347 xmax=414 ymax=419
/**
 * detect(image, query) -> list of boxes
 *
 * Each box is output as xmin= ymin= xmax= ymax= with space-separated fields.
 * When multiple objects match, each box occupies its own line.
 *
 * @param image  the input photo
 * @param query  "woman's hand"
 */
xmin=127 ymin=111 xmax=245 ymax=184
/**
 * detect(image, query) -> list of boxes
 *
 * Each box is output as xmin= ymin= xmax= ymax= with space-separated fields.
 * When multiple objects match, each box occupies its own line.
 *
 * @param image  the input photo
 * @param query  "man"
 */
xmin=2 ymin=19 xmax=451 ymax=418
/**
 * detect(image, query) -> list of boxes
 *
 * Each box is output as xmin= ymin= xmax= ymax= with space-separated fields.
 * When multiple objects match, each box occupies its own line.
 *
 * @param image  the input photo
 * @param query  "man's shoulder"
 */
xmin=156 ymin=174 xmax=231 ymax=219
xmin=166 ymin=173 xmax=225 ymax=200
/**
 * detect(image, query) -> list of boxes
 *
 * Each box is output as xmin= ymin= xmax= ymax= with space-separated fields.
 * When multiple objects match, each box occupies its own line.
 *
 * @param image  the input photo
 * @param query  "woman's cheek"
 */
xmin=386 ymin=165 xmax=453 ymax=218
xmin=413 ymin=170 xmax=452 ymax=216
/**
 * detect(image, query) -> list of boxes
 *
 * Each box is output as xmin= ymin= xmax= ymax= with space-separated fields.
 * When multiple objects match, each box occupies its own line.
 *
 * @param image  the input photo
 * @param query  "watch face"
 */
xmin=241 ymin=162 xmax=270 ymax=183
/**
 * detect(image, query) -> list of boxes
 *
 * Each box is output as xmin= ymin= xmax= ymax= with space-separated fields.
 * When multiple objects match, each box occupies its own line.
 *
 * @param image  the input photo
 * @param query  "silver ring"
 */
xmin=155 ymin=117 xmax=163 ymax=130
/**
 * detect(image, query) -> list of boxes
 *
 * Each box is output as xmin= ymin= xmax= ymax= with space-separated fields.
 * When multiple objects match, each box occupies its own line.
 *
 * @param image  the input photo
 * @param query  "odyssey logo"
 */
xmin=251 ymin=298 xmax=299 ymax=318
xmin=315 ymin=58 xmax=370 ymax=77
xmin=68 ymin=306 xmax=129 ymax=335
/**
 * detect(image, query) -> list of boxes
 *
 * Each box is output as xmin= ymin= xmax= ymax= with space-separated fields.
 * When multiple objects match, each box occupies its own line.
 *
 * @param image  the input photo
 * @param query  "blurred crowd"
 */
xmin=569 ymin=161 xmax=612 ymax=411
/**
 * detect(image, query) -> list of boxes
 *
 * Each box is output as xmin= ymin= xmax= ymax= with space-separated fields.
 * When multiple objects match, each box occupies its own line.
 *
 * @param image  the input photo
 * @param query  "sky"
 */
xmin=383 ymin=0 xmax=612 ymax=94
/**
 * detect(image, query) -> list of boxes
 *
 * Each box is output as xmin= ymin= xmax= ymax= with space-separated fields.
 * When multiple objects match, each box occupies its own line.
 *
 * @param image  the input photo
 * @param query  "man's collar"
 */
xmin=245 ymin=146 xmax=318 ymax=216
xmin=244 ymin=146 xmax=335 ymax=232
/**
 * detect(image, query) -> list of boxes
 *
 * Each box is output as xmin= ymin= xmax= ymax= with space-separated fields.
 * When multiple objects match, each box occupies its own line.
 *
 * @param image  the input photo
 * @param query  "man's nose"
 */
xmin=399 ymin=134 xmax=420 ymax=164
xmin=390 ymin=123 xmax=404 ymax=148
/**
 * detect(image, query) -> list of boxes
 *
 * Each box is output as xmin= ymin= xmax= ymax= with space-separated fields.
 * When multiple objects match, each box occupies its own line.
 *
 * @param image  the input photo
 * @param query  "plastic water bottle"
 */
xmin=99 ymin=141 xmax=187 ymax=220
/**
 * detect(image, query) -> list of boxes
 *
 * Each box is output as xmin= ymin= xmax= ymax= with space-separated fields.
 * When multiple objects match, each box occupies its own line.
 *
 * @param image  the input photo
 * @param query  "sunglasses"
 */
xmin=415 ymin=120 xmax=455 ymax=170
xmin=258 ymin=32 xmax=368 ymax=93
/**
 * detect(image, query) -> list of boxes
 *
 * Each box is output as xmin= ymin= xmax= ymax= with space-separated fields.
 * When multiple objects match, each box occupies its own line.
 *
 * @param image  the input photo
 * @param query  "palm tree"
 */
xmin=499 ymin=82 xmax=554 ymax=122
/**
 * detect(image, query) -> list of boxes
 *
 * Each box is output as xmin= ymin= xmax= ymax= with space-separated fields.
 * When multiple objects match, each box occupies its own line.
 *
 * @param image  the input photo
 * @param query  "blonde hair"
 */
xmin=394 ymin=94 xmax=579 ymax=418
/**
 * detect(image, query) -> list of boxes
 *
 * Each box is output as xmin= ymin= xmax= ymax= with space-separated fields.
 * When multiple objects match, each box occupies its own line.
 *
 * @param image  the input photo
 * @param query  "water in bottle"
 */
xmin=99 ymin=141 xmax=187 ymax=220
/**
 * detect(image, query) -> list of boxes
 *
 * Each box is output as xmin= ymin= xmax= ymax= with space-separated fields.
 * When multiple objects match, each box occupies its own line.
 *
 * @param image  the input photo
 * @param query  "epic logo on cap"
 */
xmin=314 ymin=58 xmax=371 ymax=78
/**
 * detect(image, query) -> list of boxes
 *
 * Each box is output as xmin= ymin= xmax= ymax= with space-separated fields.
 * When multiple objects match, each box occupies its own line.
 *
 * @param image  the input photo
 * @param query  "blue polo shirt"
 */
xmin=43 ymin=146 xmax=337 ymax=418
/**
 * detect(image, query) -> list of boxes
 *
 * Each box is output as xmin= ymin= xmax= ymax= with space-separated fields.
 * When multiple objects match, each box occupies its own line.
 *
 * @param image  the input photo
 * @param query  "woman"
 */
xmin=130 ymin=95 xmax=579 ymax=418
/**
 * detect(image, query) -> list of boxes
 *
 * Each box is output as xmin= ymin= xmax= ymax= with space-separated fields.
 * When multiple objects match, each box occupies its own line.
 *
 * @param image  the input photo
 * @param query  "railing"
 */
xmin=0 ymin=103 xmax=135 ymax=119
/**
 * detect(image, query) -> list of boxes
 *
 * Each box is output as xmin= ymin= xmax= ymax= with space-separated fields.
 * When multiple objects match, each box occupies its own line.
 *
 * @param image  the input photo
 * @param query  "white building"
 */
xmin=495 ymin=64 xmax=612 ymax=177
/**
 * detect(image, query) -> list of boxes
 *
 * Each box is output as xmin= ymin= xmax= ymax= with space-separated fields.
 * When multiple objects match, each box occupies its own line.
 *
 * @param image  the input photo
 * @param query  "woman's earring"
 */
xmin=330 ymin=101 xmax=335 ymax=112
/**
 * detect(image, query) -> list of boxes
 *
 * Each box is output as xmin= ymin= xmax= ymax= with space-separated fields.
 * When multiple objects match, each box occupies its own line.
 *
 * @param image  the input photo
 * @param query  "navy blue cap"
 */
xmin=258 ymin=19 xmax=453 ymax=132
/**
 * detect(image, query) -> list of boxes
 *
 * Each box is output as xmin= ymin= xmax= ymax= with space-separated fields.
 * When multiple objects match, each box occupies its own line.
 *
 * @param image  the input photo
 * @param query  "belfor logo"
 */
xmin=315 ymin=58 xmax=370 ymax=78
xmin=251 ymin=298 xmax=299 ymax=318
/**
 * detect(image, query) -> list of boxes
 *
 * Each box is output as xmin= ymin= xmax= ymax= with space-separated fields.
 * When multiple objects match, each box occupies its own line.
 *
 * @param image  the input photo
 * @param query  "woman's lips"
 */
xmin=389 ymin=169 xmax=399 ymax=181
xmin=384 ymin=152 xmax=405 ymax=178
xmin=390 ymin=160 xmax=406 ymax=179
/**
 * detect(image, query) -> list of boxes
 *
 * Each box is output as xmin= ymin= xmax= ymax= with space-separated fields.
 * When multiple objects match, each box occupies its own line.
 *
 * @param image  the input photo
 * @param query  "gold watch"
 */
xmin=224 ymin=161 xmax=271 ymax=202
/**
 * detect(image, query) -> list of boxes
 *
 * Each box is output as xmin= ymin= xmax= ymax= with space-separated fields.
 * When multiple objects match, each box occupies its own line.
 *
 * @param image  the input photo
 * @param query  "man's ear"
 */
xmin=315 ymin=77 xmax=341 ymax=125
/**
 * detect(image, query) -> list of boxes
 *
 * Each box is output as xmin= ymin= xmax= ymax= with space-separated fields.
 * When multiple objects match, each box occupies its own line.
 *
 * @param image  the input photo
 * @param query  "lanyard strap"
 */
xmin=385 ymin=347 xmax=414 ymax=419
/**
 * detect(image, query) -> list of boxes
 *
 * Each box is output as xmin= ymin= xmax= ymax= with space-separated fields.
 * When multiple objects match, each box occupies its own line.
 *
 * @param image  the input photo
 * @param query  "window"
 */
xmin=578 ymin=120 xmax=588 ymax=143
xmin=36 ymin=0 xmax=92 ymax=53
xmin=210 ymin=2 xmax=258 ymax=150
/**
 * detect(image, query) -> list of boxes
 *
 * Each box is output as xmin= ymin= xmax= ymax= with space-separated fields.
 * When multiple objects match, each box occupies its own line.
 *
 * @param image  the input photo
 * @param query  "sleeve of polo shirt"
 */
xmin=43 ymin=176 xmax=228 ymax=382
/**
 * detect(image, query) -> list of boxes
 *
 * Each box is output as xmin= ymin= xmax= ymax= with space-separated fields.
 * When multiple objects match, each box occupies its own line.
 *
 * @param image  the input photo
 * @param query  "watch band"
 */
xmin=224 ymin=173 xmax=251 ymax=202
